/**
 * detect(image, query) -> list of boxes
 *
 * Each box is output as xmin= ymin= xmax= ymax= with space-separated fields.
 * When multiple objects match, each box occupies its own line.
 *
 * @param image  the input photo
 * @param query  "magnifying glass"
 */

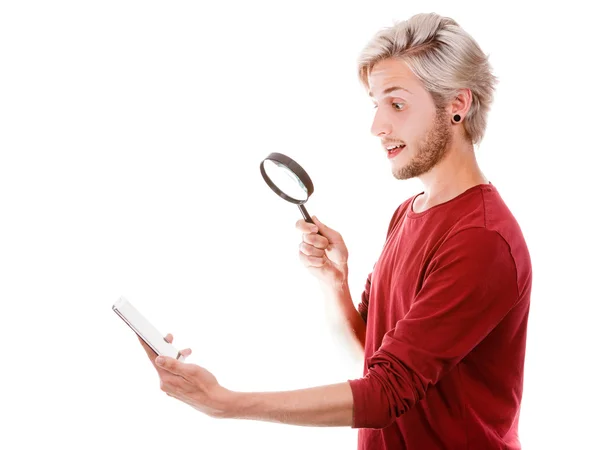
xmin=260 ymin=152 xmax=317 ymax=225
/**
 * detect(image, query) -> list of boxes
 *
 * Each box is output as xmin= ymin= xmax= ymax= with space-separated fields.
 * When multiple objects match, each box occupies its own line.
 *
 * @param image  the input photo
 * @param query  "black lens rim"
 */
xmin=260 ymin=152 xmax=314 ymax=204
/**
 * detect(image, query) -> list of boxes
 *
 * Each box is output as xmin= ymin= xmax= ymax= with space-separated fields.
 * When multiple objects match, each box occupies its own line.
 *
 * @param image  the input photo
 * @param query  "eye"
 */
xmin=393 ymin=102 xmax=405 ymax=111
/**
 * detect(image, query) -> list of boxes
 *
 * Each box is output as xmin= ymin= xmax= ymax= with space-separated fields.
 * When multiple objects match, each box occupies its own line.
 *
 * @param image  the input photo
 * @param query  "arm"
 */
xmin=144 ymin=284 xmax=360 ymax=427
xmin=313 ymin=205 xmax=401 ymax=351
xmin=296 ymin=216 xmax=368 ymax=352
xmin=320 ymin=276 xmax=366 ymax=352
xmin=225 ymin=382 xmax=354 ymax=426
xmin=348 ymin=228 xmax=523 ymax=428
xmin=149 ymin=352 xmax=356 ymax=427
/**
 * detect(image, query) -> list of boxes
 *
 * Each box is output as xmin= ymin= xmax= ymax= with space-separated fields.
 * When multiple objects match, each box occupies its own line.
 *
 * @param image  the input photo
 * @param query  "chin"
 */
xmin=390 ymin=155 xmax=413 ymax=180
xmin=392 ymin=169 xmax=413 ymax=181
xmin=391 ymin=164 xmax=411 ymax=180
xmin=392 ymin=158 xmax=426 ymax=180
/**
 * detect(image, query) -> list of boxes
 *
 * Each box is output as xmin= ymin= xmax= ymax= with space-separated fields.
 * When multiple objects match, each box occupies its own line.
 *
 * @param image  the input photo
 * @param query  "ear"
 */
xmin=449 ymin=88 xmax=473 ymax=122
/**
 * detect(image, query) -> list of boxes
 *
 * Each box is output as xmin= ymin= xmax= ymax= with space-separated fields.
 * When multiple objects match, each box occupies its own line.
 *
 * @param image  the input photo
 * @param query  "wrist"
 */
xmin=212 ymin=386 xmax=240 ymax=419
xmin=320 ymin=264 xmax=349 ymax=292
xmin=220 ymin=390 xmax=260 ymax=421
xmin=337 ymin=263 xmax=349 ymax=286
xmin=319 ymin=277 xmax=348 ymax=296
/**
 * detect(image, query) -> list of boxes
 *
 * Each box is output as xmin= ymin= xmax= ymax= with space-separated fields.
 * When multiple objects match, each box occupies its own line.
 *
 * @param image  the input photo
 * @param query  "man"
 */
xmin=139 ymin=12 xmax=532 ymax=449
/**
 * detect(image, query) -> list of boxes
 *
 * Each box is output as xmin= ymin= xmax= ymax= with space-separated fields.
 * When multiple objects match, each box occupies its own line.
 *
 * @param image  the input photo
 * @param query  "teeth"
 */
xmin=387 ymin=144 xmax=404 ymax=151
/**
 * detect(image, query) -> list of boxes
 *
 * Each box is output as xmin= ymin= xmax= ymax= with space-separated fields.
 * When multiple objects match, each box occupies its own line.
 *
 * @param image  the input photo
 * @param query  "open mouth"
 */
xmin=386 ymin=144 xmax=406 ymax=158
xmin=386 ymin=144 xmax=406 ymax=153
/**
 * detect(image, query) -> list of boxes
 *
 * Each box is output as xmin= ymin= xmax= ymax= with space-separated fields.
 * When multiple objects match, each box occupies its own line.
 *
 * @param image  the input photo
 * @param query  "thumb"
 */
xmin=156 ymin=356 xmax=188 ymax=377
xmin=312 ymin=216 xmax=338 ymax=240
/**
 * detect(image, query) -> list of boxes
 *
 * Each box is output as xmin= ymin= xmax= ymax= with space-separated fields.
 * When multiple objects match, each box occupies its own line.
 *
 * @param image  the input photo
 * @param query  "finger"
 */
xmin=302 ymin=233 xmax=330 ymax=249
xmin=299 ymin=242 xmax=325 ymax=257
xmin=312 ymin=216 xmax=328 ymax=229
xmin=298 ymin=251 xmax=326 ymax=268
xmin=312 ymin=216 xmax=340 ymax=240
xmin=296 ymin=219 xmax=319 ymax=234
xmin=164 ymin=334 xmax=174 ymax=344
xmin=160 ymin=378 xmax=178 ymax=394
xmin=180 ymin=348 xmax=192 ymax=358
xmin=138 ymin=337 xmax=173 ymax=374
xmin=156 ymin=356 xmax=191 ymax=379
xmin=160 ymin=373 xmax=185 ymax=392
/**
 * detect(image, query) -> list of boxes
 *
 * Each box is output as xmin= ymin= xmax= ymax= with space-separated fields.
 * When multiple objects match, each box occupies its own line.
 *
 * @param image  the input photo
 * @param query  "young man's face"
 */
xmin=368 ymin=58 xmax=452 ymax=180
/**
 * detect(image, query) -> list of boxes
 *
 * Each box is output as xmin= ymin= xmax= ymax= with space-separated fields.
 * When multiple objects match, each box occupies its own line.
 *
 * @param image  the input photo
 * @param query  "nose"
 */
xmin=370 ymin=109 xmax=392 ymax=137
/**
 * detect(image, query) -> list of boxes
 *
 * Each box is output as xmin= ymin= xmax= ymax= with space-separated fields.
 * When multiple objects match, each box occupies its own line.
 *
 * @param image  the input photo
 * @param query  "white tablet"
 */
xmin=112 ymin=297 xmax=186 ymax=361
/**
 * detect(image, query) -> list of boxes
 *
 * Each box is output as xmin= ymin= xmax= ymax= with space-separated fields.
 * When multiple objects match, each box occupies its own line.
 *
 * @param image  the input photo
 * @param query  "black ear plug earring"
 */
xmin=453 ymin=114 xmax=461 ymax=123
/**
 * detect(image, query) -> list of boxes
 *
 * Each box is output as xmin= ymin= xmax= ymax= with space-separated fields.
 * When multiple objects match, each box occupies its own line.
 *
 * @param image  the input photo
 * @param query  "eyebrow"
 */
xmin=368 ymin=86 xmax=412 ymax=97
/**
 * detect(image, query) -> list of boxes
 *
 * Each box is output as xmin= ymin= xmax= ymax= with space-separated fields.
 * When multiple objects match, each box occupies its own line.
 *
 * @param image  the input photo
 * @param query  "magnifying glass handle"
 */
xmin=298 ymin=204 xmax=314 ymax=224
xmin=298 ymin=204 xmax=322 ymax=236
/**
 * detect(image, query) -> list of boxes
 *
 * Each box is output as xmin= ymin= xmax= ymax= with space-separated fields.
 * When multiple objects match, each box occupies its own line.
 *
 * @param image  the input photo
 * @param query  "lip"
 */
xmin=386 ymin=145 xmax=405 ymax=159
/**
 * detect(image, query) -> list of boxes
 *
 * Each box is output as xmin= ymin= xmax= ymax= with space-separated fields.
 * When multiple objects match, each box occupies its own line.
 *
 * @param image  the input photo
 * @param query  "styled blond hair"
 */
xmin=358 ymin=13 xmax=497 ymax=145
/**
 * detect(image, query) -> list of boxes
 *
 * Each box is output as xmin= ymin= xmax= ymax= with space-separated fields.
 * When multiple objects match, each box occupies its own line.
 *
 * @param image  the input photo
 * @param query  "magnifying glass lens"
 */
xmin=260 ymin=152 xmax=319 ymax=227
xmin=263 ymin=159 xmax=308 ymax=202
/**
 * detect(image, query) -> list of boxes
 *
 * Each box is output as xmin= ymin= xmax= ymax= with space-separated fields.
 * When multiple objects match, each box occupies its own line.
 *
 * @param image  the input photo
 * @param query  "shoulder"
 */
xmin=445 ymin=186 xmax=532 ymax=297
xmin=449 ymin=185 xmax=530 ymax=257
xmin=427 ymin=228 xmax=520 ymax=301
xmin=437 ymin=227 xmax=514 ymax=265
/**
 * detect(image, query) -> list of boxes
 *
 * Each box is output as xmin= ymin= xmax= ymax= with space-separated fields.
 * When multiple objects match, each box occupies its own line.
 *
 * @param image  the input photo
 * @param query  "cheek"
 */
xmin=375 ymin=106 xmax=404 ymax=124
xmin=391 ymin=110 xmax=421 ymax=137
xmin=390 ymin=110 xmax=409 ymax=127
xmin=404 ymin=119 xmax=430 ymax=145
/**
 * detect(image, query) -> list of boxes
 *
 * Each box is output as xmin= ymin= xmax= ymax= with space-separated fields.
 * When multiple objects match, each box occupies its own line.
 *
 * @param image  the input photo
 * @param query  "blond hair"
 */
xmin=358 ymin=13 xmax=497 ymax=145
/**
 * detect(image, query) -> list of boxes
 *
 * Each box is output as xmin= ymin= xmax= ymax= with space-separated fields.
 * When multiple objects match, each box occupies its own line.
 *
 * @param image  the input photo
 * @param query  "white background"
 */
xmin=1 ymin=1 xmax=598 ymax=449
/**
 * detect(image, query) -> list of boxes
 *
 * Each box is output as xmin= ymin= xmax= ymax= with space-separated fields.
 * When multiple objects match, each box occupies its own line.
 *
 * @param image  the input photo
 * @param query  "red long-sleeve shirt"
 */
xmin=348 ymin=183 xmax=532 ymax=450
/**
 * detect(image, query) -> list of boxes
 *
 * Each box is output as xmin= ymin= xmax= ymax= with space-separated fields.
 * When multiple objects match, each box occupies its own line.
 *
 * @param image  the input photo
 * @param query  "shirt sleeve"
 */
xmin=348 ymin=227 xmax=521 ymax=429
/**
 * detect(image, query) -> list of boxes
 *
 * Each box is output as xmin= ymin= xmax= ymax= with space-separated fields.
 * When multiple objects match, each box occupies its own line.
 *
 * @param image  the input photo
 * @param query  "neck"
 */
xmin=413 ymin=139 xmax=488 ymax=213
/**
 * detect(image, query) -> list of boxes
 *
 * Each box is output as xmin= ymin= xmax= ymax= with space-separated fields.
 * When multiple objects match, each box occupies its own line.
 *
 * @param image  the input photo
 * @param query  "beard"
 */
xmin=393 ymin=107 xmax=452 ymax=180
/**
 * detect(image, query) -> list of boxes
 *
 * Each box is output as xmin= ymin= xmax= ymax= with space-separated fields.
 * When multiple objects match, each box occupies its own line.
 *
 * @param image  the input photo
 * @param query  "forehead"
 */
xmin=367 ymin=58 xmax=424 ymax=98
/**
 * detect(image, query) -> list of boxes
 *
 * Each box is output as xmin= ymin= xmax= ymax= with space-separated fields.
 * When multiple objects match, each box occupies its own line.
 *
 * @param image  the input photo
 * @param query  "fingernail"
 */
xmin=156 ymin=357 xmax=165 ymax=365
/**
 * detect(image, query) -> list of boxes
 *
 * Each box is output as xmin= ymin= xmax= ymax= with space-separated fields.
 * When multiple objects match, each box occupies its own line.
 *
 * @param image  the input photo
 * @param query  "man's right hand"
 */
xmin=296 ymin=216 xmax=349 ymax=287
